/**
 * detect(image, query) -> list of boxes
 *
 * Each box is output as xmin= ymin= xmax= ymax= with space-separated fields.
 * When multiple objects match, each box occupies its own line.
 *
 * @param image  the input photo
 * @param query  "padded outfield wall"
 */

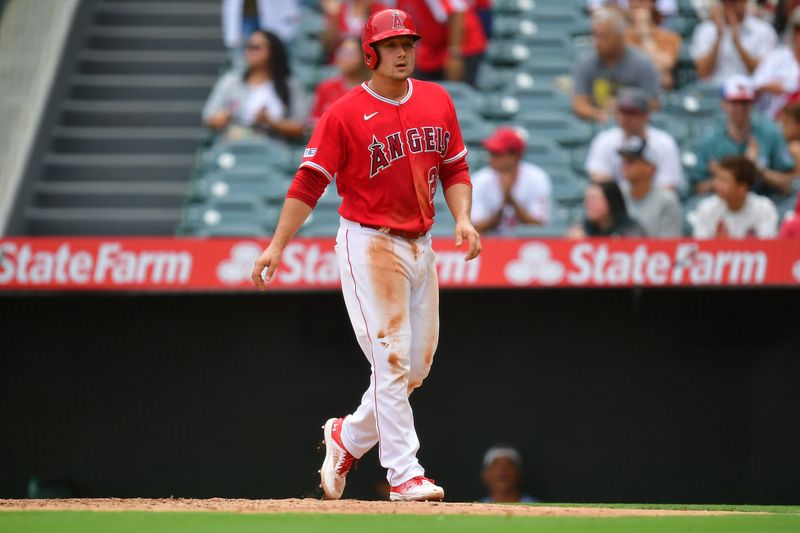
xmin=1 ymin=288 xmax=799 ymax=503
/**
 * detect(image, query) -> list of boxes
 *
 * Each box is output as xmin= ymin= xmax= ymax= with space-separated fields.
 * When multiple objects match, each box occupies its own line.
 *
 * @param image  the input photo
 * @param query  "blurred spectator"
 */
xmin=690 ymin=0 xmax=777 ymax=85
xmin=585 ymin=88 xmax=684 ymax=190
xmin=308 ymin=38 xmax=369 ymax=128
xmin=689 ymin=155 xmax=778 ymax=237
xmin=203 ymin=30 xmax=309 ymax=143
xmin=753 ymin=8 xmax=800 ymax=119
xmin=321 ymin=0 xmax=387 ymax=56
xmin=475 ymin=0 xmax=493 ymax=39
xmin=572 ymin=8 xmax=661 ymax=123
xmin=689 ymin=75 xmax=795 ymax=196
xmin=481 ymin=446 xmax=539 ymax=504
xmin=222 ymin=0 xmax=300 ymax=61
xmin=587 ymin=0 xmax=678 ymax=19
xmin=773 ymin=0 xmax=800 ymax=38
xmin=396 ymin=0 xmax=488 ymax=86
xmin=618 ymin=136 xmax=683 ymax=236
xmin=471 ymin=128 xmax=553 ymax=234
xmin=568 ymin=181 xmax=647 ymax=237
xmin=779 ymin=102 xmax=800 ymax=175
xmin=626 ymin=0 xmax=682 ymax=89
xmin=779 ymin=194 xmax=800 ymax=237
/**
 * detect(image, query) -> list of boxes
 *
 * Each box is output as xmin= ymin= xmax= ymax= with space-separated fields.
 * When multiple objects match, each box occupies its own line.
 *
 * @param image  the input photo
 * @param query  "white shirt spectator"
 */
xmin=690 ymin=15 xmax=777 ymax=85
xmin=471 ymin=162 xmax=552 ymax=233
xmin=752 ymin=45 xmax=800 ymax=119
xmin=222 ymin=0 xmax=300 ymax=48
xmin=585 ymin=125 xmax=685 ymax=190
xmin=689 ymin=192 xmax=778 ymax=238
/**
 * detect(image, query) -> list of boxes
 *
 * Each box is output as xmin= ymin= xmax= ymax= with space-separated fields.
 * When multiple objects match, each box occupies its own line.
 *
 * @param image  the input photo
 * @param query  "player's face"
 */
xmin=373 ymin=36 xmax=416 ymax=81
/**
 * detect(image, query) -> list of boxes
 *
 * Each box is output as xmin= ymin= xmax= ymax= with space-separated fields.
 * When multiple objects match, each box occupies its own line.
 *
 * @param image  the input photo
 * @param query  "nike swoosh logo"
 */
xmin=363 ymin=112 xmax=379 ymax=121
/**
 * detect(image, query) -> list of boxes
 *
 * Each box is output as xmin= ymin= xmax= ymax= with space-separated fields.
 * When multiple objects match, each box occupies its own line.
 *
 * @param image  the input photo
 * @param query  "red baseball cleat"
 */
xmin=389 ymin=476 xmax=445 ymax=502
xmin=319 ymin=417 xmax=357 ymax=500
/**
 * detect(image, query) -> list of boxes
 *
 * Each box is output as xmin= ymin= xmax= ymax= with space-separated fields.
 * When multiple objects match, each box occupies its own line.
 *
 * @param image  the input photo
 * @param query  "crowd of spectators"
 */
xmin=200 ymin=0 xmax=800 ymax=240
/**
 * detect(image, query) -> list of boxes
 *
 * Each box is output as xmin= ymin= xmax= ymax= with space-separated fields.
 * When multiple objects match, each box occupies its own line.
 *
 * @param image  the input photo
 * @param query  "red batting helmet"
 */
xmin=362 ymin=9 xmax=421 ymax=70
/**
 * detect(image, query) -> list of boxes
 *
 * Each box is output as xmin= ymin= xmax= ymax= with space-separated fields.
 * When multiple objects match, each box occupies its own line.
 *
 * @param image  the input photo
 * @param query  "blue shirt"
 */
xmin=689 ymin=115 xmax=794 ymax=195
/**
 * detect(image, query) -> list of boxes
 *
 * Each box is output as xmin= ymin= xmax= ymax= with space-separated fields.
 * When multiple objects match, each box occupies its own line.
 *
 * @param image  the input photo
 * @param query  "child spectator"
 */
xmin=203 ymin=30 xmax=309 ymax=143
xmin=689 ymin=155 xmax=779 ymax=238
xmin=307 ymin=38 xmax=369 ymax=129
xmin=471 ymin=127 xmax=553 ymax=234
xmin=568 ymin=181 xmax=647 ymax=237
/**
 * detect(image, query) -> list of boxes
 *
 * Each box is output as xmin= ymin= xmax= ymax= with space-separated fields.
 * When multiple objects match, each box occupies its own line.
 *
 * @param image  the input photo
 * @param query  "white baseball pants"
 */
xmin=335 ymin=217 xmax=440 ymax=486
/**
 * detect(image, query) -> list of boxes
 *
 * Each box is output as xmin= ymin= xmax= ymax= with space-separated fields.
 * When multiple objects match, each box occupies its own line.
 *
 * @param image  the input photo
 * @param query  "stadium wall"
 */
xmin=1 ymin=289 xmax=798 ymax=503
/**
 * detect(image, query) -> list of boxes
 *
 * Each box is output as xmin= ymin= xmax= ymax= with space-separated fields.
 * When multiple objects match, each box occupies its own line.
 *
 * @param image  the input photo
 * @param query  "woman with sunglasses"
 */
xmin=203 ymin=30 xmax=309 ymax=143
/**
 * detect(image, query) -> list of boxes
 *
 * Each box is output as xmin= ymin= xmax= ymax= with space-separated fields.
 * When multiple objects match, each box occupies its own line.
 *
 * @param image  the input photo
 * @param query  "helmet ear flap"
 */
xmin=364 ymin=44 xmax=379 ymax=70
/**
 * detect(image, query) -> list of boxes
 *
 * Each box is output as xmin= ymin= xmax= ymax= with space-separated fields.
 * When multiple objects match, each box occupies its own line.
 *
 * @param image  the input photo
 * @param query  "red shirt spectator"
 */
xmin=779 ymin=195 xmax=800 ymax=238
xmin=396 ymin=0 xmax=487 ymax=84
xmin=322 ymin=0 xmax=387 ymax=55
xmin=308 ymin=38 xmax=367 ymax=128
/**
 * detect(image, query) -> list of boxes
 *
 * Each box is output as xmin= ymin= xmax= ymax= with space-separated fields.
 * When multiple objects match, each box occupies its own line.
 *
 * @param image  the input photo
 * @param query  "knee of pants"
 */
xmin=406 ymin=363 xmax=432 ymax=395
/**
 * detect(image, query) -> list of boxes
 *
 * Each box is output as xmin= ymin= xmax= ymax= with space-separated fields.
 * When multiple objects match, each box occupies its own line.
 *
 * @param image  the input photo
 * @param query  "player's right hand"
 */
xmin=251 ymin=246 xmax=282 ymax=291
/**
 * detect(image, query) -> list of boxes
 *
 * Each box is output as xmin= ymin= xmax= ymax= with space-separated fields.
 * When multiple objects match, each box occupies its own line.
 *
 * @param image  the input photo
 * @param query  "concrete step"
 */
xmin=43 ymin=152 xmax=196 ymax=181
xmin=78 ymin=49 xmax=225 ymax=75
xmin=60 ymin=99 xmax=204 ymax=127
xmin=35 ymin=180 xmax=188 ymax=208
xmin=25 ymin=207 xmax=182 ymax=235
xmin=94 ymin=0 xmax=219 ymax=26
xmin=51 ymin=126 xmax=207 ymax=153
xmin=85 ymin=25 xmax=222 ymax=51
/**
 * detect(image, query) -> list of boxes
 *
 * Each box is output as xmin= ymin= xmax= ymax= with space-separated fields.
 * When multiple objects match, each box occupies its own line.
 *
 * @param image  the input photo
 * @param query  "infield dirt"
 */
xmin=0 ymin=499 xmax=756 ymax=517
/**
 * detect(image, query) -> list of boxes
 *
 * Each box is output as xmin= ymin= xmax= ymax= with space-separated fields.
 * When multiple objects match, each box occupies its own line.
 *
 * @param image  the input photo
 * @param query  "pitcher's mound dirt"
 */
xmin=0 ymin=498 xmax=748 ymax=517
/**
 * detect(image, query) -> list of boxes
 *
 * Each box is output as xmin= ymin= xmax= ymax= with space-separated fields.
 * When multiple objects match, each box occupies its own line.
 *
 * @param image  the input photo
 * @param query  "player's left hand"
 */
xmin=454 ymin=219 xmax=481 ymax=261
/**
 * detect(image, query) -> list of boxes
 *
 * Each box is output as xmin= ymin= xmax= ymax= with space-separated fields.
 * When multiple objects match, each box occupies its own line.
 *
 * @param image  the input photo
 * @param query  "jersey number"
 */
xmin=427 ymin=167 xmax=438 ymax=205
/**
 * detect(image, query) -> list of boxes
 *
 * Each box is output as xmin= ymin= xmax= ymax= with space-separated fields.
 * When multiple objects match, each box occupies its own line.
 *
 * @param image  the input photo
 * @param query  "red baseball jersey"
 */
xmin=297 ymin=79 xmax=470 ymax=233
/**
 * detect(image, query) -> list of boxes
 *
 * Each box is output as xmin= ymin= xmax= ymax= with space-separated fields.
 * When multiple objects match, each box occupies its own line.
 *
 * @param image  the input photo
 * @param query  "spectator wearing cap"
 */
xmin=690 ymin=0 xmax=777 ymax=85
xmin=572 ymin=8 xmax=661 ymax=123
xmin=618 ymin=136 xmax=683 ymax=236
xmin=568 ymin=180 xmax=647 ymax=237
xmin=753 ymin=8 xmax=800 ymax=120
xmin=307 ymin=38 xmax=368 ymax=129
xmin=689 ymin=75 xmax=795 ymax=196
xmin=689 ymin=155 xmax=778 ymax=238
xmin=480 ymin=446 xmax=539 ymax=504
xmin=585 ymin=88 xmax=684 ymax=190
xmin=471 ymin=128 xmax=553 ymax=235
xmin=395 ymin=0 xmax=487 ymax=87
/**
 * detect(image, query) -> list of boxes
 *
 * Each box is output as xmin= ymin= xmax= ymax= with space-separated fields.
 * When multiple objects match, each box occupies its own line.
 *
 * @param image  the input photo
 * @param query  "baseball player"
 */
xmin=251 ymin=8 xmax=481 ymax=502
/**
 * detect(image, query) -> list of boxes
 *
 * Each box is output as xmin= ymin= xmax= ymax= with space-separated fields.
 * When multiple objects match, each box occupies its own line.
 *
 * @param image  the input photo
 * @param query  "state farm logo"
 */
xmin=217 ymin=242 xmax=261 ymax=285
xmin=504 ymin=243 xmax=565 ymax=286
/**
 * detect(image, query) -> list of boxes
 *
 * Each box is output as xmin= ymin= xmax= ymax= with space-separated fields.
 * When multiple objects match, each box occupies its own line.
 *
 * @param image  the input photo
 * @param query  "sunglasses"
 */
xmin=246 ymin=43 xmax=266 ymax=51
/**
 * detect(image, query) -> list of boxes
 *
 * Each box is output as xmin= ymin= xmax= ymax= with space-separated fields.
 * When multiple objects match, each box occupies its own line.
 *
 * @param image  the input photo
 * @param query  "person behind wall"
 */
xmin=568 ymin=181 xmax=647 ymax=237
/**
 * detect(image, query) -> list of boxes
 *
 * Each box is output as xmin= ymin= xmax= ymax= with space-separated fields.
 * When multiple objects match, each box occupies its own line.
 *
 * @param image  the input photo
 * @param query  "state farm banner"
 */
xmin=1 ymin=237 xmax=800 ymax=291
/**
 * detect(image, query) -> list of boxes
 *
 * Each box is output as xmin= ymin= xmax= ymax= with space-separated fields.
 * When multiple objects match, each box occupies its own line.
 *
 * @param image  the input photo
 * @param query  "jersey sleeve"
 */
xmin=442 ymin=92 xmax=468 ymax=166
xmin=299 ymin=110 xmax=347 ymax=183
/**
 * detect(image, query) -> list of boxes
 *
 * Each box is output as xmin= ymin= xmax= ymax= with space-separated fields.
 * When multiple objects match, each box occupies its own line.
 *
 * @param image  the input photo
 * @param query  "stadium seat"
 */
xmin=180 ymin=197 xmax=278 ymax=234
xmin=486 ymin=39 xmax=532 ymax=66
xmin=512 ymin=87 xmax=571 ymax=111
xmin=191 ymin=223 xmax=271 ymax=237
xmin=516 ymin=113 xmax=594 ymax=147
xmin=457 ymin=112 xmax=493 ymax=146
xmin=478 ymin=93 xmax=520 ymax=120
xmin=438 ymin=81 xmax=480 ymax=114
xmin=189 ymin=177 xmax=290 ymax=205
xmin=649 ymin=113 xmax=691 ymax=145
xmin=547 ymin=169 xmax=586 ymax=205
xmin=201 ymin=139 xmax=293 ymax=174
xmin=295 ymin=205 xmax=342 ymax=236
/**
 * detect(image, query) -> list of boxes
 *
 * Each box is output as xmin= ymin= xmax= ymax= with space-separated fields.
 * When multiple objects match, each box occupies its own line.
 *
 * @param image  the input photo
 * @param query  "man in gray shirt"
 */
xmin=572 ymin=8 xmax=661 ymax=123
xmin=618 ymin=135 xmax=683 ymax=237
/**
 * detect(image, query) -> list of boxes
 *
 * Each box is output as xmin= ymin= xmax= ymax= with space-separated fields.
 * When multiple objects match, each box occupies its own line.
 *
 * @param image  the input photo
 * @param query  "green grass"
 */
xmin=1 ymin=510 xmax=800 ymax=533
xmin=529 ymin=502 xmax=800 ymax=514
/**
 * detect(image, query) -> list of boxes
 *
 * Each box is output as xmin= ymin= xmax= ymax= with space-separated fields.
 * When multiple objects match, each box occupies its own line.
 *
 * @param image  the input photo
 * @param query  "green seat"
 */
xmin=438 ymin=81 xmax=480 ymax=114
xmin=485 ymin=40 xmax=532 ymax=66
xmin=190 ymin=223 xmax=271 ymax=237
xmin=649 ymin=113 xmax=691 ymax=145
xmin=189 ymin=177 xmax=290 ymax=205
xmin=457 ymin=112 xmax=493 ymax=146
xmin=291 ymin=39 xmax=324 ymax=64
xmin=516 ymin=113 xmax=593 ymax=147
xmin=315 ymin=186 xmax=342 ymax=210
xmin=201 ymin=139 xmax=293 ymax=173
xmin=179 ymin=197 xmax=278 ymax=234
xmin=297 ymin=9 xmax=324 ymax=38
xmin=548 ymin=170 xmax=586 ymax=205
xmin=296 ymin=205 xmax=342 ymax=236
xmin=478 ymin=93 xmax=520 ymax=120
xmin=430 ymin=215 xmax=456 ymax=237
xmin=512 ymin=87 xmax=571 ymax=111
